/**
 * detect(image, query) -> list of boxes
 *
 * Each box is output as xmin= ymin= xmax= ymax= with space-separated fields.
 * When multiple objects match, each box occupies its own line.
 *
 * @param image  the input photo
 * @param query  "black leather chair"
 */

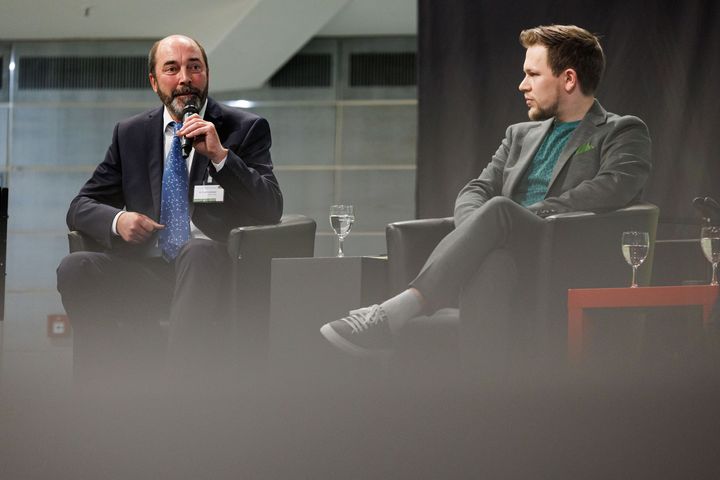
xmin=225 ymin=214 xmax=316 ymax=358
xmin=67 ymin=214 xmax=317 ymax=360
xmin=385 ymin=202 xmax=660 ymax=369
xmin=0 ymin=188 xmax=7 ymax=322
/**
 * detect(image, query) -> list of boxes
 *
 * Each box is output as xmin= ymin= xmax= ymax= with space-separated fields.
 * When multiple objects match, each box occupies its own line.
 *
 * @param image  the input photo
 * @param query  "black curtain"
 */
xmin=417 ymin=0 xmax=720 ymax=237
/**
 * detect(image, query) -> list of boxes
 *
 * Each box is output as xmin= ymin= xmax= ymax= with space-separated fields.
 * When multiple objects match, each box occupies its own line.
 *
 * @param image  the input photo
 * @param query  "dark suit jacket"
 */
xmin=67 ymin=97 xmax=283 ymax=255
xmin=454 ymin=100 xmax=652 ymax=225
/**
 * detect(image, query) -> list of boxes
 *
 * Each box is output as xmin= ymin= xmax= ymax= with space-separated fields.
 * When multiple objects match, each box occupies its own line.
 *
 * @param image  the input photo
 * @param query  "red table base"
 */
xmin=568 ymin=285 xmax=719 ymax=361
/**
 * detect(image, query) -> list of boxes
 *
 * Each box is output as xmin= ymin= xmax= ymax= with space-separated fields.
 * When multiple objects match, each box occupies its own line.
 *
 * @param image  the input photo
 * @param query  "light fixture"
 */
xmin=226 ymin=99 xmax=255 ymax=109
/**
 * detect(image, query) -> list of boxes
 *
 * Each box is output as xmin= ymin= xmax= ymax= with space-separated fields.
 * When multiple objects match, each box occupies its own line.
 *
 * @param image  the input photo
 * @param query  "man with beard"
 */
xmin=320 ymin=25 xmax=652 ymax=357
xmin=57 ymin=35 xmax=283 ymax=377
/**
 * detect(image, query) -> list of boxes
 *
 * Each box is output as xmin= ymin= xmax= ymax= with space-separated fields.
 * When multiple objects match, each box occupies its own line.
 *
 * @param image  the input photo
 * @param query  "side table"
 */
xmin=268 ymin=256 xmax=388 ymax=368
xmin=568 ymin=285 xmax=719 ymax=361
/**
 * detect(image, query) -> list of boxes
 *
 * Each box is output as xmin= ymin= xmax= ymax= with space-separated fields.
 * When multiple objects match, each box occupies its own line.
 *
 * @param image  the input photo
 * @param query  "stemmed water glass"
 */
xmin=621 ymin=231 xmax=650 ymax=288
xmin=329 ymin=205 xmax=354 ymax=257
xmin=701 ymin=226 xmax=720 ymax=286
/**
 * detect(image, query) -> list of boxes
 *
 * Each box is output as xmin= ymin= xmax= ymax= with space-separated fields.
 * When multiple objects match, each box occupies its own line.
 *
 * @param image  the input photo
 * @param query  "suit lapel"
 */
xmin=146 ymin=108 xmax=164 ymax=220
xmin=548 ymin=99 xmax=608 ymax=187
xmin=504 ymin=119 xmax=553 ymax=196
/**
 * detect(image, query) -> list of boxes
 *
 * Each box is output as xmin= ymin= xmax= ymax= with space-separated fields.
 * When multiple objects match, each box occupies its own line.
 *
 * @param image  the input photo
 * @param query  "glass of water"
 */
xmin=701 ymin=226 xmax=720 ymax=286
xmin=329 ymin=205 xmax=355 ymax=257
xmin=621 ymin=231 xmax=650 ymax=288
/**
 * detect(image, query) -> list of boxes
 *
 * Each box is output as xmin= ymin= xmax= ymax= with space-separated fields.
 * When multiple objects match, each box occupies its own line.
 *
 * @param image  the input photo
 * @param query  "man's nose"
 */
xmin=518 ymin=76 xmax=529 ymax=91
xmin=178 ymin=66 xmax=192 ymax=84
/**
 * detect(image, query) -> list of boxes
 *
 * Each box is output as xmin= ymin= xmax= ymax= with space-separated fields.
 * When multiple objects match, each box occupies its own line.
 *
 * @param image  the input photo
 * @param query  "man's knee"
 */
xmin=489 ymin=196 xmax=515 ymax=206
xmin=461 ymin=196 xmax=522 ymax=229
xmin=57 ymin=252 xmax=98 ymax=294
xmin=483 ymin=196 xmax=520 ymax=214
xmin=176 ymin=239 xmax=226 ymax=266
xmin=174 ymin=240 xmax=230 ymax=283
xmin=171 ymin=240 xmax=231 ymax=315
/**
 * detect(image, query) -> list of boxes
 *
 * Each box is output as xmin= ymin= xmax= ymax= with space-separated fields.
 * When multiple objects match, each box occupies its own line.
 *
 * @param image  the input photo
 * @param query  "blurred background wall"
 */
xmin=0 ymin=1 xmax=418 ymax=319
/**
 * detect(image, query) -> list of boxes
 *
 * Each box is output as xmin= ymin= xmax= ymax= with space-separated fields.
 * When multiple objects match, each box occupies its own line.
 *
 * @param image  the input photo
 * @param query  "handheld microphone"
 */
xmin=180 ymin=102 xmax=200 ymax=158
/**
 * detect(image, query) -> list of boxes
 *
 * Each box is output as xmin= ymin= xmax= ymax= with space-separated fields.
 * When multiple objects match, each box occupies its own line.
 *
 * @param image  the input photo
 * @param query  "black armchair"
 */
xmin=385 ymin=203 xmax=660 ymax=367
xmin=68 ymin=214 xmax=317 ymax=359
xmin=226 ymin=214 xmax=316 ymax=358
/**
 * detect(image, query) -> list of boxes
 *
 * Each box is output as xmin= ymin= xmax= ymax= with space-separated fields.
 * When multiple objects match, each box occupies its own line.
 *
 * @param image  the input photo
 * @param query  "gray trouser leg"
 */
xmin=410 ymin=197 xmax=546 ymax=312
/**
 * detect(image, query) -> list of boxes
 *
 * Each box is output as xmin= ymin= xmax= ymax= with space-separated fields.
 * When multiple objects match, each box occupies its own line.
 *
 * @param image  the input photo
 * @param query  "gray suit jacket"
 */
xmin=454 ymin=100 xmax=652 ymax=225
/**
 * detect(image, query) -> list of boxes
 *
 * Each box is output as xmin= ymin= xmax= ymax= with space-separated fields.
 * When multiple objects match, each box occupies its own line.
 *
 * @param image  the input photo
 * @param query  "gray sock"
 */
xmin=380 ymin=289 xmax=424 ymax=333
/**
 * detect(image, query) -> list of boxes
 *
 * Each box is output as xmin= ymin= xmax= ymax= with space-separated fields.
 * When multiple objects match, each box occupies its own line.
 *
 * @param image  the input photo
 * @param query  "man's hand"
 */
xmin=117 ymin=212 xmax=164 ymax=244
xmin=177 ymin=114 xmax=228 ymax=164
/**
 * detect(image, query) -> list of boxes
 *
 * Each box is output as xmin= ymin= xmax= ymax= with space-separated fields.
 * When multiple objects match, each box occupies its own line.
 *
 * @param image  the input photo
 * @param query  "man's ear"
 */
xmin=149 ymin=73 xmax=158 ymax=93
xmin=563 ymin=68 xmax=579 ymax=93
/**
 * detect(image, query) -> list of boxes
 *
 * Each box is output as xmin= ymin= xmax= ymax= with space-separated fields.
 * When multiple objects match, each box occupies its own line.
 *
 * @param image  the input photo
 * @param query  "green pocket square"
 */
xmin=575 ymin=143 xmax=594 ymax=154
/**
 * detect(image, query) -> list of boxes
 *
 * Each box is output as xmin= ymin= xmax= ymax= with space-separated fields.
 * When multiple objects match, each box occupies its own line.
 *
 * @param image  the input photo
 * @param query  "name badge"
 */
xmin=194 ymin=185 xmax=224 ymax=203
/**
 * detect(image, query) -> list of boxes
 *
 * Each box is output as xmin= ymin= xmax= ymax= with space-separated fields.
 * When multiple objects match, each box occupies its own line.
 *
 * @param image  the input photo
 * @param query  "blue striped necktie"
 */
xmin=159 ymin=121 xmax=190 ymax=260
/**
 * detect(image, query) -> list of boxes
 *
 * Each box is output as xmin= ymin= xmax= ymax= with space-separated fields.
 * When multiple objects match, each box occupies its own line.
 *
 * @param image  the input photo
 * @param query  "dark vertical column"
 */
xmin=0 ymin=188 xmax=7 ymax=321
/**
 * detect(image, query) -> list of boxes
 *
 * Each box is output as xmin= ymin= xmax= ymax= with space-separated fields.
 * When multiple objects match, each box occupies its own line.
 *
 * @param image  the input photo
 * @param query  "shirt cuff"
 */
xmin=212 ymin=155 xmax=227 ymax=171
xmin=111 ymin=211 xmax=125 ymax=236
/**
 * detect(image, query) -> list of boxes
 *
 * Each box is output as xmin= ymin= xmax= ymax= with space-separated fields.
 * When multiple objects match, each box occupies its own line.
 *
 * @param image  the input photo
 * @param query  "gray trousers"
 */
xmin=410 ymin=197 xmax=546 ymax=313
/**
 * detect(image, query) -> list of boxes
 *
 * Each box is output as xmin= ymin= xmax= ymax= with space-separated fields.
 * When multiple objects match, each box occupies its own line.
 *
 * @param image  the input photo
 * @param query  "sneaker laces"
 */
xmin=341 ymin=305 xmax=388 ymax=333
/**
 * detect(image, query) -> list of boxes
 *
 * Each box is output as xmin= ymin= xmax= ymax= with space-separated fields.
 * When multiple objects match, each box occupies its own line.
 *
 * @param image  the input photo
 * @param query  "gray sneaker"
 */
xmin=320 ymin=305 xmax=393 ymax=357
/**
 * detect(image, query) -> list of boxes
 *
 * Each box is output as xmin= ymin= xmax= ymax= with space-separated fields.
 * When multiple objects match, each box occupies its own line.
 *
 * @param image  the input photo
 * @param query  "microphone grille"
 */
xmin=182 ymin=100 xmax=200 ymax=116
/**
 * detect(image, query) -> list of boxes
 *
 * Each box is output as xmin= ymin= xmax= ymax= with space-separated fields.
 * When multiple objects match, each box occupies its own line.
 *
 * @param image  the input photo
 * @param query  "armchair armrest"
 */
xmin=68 ymin=231 xmax=105 ymax=253
xmin=541 ymin=202 xmax=660 ymax=290
xmin=227 ymin=214 xmax=317 ymax=358
xmin=545 ymin=211 xmax=594 ymax=219
xmin=385 ymin=217 xmax=455 ymax=295
xmin=227 ymin=214 xmax=316 ymax=261
xmin=545 ymin=202 xmax=658 ymax=226
xmin=68 ymin=215 xmax=317 ymax=258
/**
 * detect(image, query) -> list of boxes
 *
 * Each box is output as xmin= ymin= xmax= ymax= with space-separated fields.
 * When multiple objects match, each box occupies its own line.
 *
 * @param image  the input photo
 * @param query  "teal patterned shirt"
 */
xmin=513 ymin=120 xmax=580 ymax=207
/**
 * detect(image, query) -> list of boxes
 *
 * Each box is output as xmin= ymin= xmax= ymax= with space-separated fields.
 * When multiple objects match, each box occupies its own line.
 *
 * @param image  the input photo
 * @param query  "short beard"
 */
xmin=528 ymin=102 xmax=558 ymax=121
xmin=156 ymin=84 xmax=208 ymax=120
